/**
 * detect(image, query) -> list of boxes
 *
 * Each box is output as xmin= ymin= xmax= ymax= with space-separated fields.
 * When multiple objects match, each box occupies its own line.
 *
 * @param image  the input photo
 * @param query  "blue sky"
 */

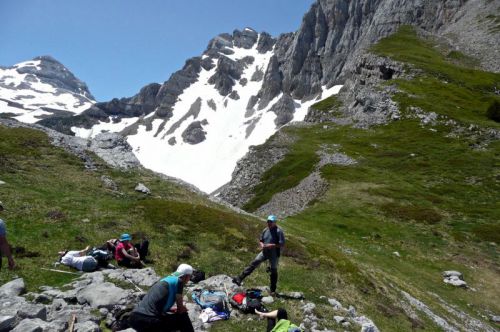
xmin=0 ymin=0 xmax=314 ymax=101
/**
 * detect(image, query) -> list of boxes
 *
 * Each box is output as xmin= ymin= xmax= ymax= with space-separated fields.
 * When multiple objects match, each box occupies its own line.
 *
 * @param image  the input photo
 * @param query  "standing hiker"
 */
xmin=0 ymin=201 xmax=16 ymax=270
xmin=233 ymin=215 xmax=285 ymax=295
xmin=115 ymin=233 xmax=144 ymax=268
xmin=129 ymin=263 xmax=195 ymax=332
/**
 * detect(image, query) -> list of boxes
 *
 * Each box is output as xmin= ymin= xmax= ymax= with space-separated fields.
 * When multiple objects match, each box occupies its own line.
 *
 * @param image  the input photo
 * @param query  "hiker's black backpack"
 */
xmin=89 ymin=248 xmax=112 ymax=267
xmin=191 ymin=269 xmax=206 ymax=283
xmin=110 ymin=304 xmax=134 ymax=331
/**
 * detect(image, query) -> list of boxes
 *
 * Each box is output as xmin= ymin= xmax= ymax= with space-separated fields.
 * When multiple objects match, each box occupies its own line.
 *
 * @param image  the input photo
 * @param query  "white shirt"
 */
xmin=61 ymin=251 xmax=89 ymax=271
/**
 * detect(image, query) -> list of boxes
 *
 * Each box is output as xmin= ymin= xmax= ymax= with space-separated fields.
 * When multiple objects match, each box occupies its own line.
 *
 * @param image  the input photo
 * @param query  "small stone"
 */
xmin=0 ymin=180 xmax=6 ymax=185
xmin=348 ymin=305 xmax=356 ymax=317
xmin=328 ymin=298 xmax=343 ymax=310
xmin=302 ymin=302 xmax=316 ymax=314
xmin=342 ymin=321 xmax=351 ymax=327
xmin=134 ymin=183 xmax=151 ymax=194
xmin=442 ymin=271 xmax=462 ymax=279
xmin=443 ymin=276 xmax=467 ymax=287
xmin=261 ymin=296 xmax=274 ymax=304
xmin=334 ymin=315 xmax=345 ymax=323
xmin=393 ymin=251 xmax=401 ymax=257
xmin=361 ymin=322 xmax=377 ymax=332
xmin=491 ymin=315 xmax=500 ymax=323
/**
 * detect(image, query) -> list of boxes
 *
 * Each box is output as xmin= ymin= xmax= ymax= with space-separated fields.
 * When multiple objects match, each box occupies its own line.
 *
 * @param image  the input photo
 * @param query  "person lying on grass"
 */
xmin=58 ymin=246 xmax=98 ymax=272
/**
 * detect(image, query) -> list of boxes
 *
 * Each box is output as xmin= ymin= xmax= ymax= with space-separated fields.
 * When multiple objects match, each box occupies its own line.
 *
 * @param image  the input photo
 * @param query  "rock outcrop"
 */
xmin=0 ymin=118 xmax=140 ymax=170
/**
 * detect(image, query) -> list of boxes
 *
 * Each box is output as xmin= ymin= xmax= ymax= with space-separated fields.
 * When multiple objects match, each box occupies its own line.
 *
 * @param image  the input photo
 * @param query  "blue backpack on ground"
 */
xmin=192 ymin=290 xmax=229 ymax=314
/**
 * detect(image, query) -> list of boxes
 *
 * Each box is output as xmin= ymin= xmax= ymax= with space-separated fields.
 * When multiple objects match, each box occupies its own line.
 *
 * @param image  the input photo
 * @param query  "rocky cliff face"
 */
xmin=255 ymin=0 xmax=465 ymax=107
xmin=216 ymin=0 xmax=468 ymax=207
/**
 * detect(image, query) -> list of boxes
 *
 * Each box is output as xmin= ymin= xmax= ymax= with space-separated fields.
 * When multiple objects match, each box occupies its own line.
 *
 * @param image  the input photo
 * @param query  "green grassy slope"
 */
xmin=0 ymin=126 xmax=264 ymax=288
xmin=238 ymin=26 xmax=499 ymax=330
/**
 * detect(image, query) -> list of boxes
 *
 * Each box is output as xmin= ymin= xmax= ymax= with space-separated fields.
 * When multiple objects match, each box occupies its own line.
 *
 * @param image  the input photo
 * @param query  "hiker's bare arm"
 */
xmin=263 ymin=243 xmax=281 ymax=249
xmin=77 ymin=245 xmax=90 ymax=256
xmin=0 ymin=236 xmax=15 ymax=269
xmin=122 ymin=248 xmax=140 ymax=260
xmin=176 ymin=294 xmax=187 ymax=313
xmin=255 ymin=309 xmax=278 ymax=319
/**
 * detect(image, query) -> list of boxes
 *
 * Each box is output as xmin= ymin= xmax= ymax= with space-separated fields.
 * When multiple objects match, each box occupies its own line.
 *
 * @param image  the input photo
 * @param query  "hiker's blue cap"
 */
xmin=267 ymin=215 xmax=277 ymax=222
xmin=120 ymin=233 xmax=132 ymax=241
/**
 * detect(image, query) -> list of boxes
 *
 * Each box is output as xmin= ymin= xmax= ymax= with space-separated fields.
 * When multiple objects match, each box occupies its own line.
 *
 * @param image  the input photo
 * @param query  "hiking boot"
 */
xmin=232 ymin=276 xmax=242 ymax=286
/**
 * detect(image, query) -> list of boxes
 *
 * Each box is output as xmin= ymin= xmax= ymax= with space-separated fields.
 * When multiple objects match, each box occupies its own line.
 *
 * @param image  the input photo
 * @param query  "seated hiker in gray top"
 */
xmin=129 ymin=263 xmax=195 ymax=332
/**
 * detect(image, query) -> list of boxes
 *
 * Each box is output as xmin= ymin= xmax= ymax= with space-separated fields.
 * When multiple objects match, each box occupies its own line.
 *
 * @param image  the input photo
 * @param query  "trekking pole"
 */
xmin=69 ymin=313 xmax=76 ymax=332
xmin=124 ymin=275 xmax=143 ymax=292
xmin=41 ymin=268 xmax=81 ymax=275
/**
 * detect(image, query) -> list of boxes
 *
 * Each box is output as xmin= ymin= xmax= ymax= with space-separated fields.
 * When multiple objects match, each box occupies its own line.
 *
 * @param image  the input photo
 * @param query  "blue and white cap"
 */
xmin=267 ymin=215 xmax=277 ymax=222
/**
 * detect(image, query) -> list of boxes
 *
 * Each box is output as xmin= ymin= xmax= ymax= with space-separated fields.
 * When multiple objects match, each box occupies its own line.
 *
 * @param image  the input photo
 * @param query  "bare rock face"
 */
xmin=182 ymin=121 xmax=207 ymax=144
xmin=305 ymin=53 xmax=406 ymax=127
xmin=258 ymin=0 xmax=465 ymax=105
xmin=208 ymin=56 xmax=244 ymax=96
xmin=268 ymin=94 xmax=297 ymax=127
xmin=89 ymin=133 xmax=140 ymax=169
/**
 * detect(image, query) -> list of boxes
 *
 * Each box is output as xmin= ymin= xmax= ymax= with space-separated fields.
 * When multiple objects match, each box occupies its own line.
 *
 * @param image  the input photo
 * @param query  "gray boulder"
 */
xmin=101 ymin=175 xmax=118 ymax=191
xmin=47 ymin=306 xmax=99 ymax=326
xmin=89 ymin=132 xmax=140 ymax=169
xmin=17 ymin=303 xmax=47 ymax=320
xmin=76 ymin=282 xmax=132 ymax=309
xmin=73 ymin=321 xmax=100 ymax=332
xmin=103 ymin=267 xmax=160 ymax=287
xmin=0 ymin=315 xmax=15 ymax=332
xmin=328 ymin=298 xmax=343 ymax=310
xmin=11 ymin=318 xmax=45 ymax=332
xmin=194 ymin=275 xmax=238 ymax=292
xmin=0 ymin=278 xmax=25 ymax=297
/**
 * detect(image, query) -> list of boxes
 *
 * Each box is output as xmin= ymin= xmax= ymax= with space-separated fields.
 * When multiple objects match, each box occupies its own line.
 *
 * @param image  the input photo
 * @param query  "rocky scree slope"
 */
xmin=0 ymin=56 xmax=95 ymax=123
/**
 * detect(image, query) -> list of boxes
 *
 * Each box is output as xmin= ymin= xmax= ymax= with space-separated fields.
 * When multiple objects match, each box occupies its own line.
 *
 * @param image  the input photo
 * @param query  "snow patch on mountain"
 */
xmin=67 ymin=30 xmax=342 ymax=193
xmin=0 ymin=58 xmax=95 ymax=123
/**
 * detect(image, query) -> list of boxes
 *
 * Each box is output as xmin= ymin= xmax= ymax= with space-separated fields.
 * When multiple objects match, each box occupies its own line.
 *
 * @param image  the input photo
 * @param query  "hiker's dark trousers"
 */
xmin=135 ymin=239 xmax=149 ymax=259
xmin=239 ymin=249 xmax=279 ymax=292
xmin=129 ymin=312 xmax=194 ymax=332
